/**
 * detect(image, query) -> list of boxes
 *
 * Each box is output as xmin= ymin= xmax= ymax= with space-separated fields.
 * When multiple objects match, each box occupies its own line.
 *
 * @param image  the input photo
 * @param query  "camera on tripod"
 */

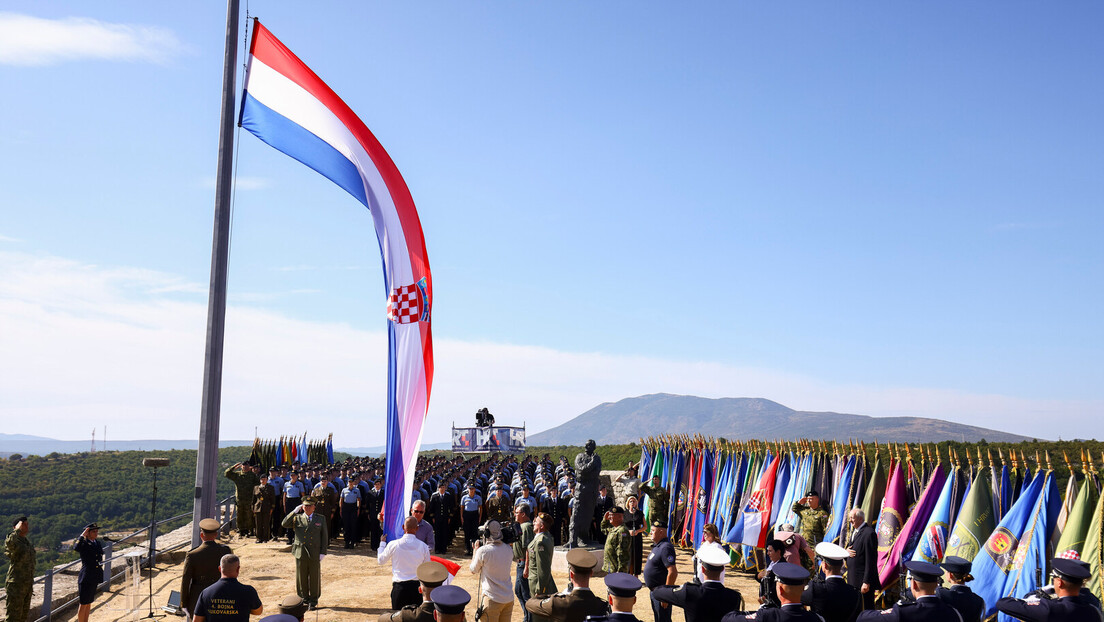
xmin=476 ymin=520 xmax=519 ymax=546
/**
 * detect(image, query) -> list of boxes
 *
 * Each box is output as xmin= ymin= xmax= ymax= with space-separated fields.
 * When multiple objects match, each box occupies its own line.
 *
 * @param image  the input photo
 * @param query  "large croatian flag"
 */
xmin=240 ymin=19 xmax=433 ymax=540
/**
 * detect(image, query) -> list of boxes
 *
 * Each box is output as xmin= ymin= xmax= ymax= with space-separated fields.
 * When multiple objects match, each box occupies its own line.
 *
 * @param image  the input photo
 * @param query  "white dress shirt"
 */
xmin=379 ymin=533 xmax=431 ymax=582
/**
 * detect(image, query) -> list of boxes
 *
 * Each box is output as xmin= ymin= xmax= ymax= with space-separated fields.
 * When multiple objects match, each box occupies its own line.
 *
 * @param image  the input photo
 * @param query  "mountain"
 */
xmin=336 ymin=442 xmax=451 ymax=457
xmin=527 ymin=394 xmax=1037 ymax=445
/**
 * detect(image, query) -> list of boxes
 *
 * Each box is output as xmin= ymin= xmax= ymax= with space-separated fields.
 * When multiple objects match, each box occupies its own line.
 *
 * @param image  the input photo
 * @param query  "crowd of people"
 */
xmin=5 ymin=451 xmax=1101 ymax=622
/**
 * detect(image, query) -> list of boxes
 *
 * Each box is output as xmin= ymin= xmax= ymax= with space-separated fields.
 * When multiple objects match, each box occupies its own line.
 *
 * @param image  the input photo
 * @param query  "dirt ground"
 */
xmin=51 ymin=526 xmax=761 ymax=622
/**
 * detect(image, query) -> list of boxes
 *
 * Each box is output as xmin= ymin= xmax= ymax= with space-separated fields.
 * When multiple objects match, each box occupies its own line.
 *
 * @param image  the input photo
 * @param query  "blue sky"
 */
xmin=1 ymin=2 xmax=1101 ymax=444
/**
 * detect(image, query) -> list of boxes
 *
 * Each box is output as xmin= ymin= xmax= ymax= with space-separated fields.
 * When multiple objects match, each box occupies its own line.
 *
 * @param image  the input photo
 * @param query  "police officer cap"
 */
xmin=697 ymin=545 xmax=730 ymax=570
xmin=278 ymin=595 xmax=308 ymax=617
xmin=84 ymin=522 xmax=100 ymax=531
xmin=904 ymin=560 xmax=943 ymax=583
xmin=431 ymin=585 xmax=470 ymax=614
xmin=772 ymin=562 xmax=810 ymax=585
xmin=604 ymin=572 xmax=644 ymax=596
xmin=468 ymin=482 xmax=477 ymax=488
xmin=199 ymin=518 xmax=221 ymax=532
xmin=806 ymin=490 xmax=819 ymax=497
xmin=651 ymin=520 xmax=667 ymax=529
xmin=814 ymin=541 xmax=849 ymax=566
xmin=417 ymin=561 xmax=449 ymax=586
xmin=609 ymin=506 xmax=624 ymax=514
xmin=269 ymin=466 xmax=279 ymax=471
xmin=566 ymin=548 xmax=598 ymax=571
xmin=939 ymin=556 xmax=972 ymax=575
xmin=1052 ymin=558 xmax=1091 ymax=582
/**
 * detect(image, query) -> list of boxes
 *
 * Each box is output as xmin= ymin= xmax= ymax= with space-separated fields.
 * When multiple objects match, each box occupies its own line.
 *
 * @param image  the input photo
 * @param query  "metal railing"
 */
xmin=10 ymin=495 xmax=237 ymax=622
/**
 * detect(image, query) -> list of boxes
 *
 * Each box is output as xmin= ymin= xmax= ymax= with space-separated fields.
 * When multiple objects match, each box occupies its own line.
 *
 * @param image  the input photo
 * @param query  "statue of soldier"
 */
xmin=568 ymin=440 xmax=602 ymax=548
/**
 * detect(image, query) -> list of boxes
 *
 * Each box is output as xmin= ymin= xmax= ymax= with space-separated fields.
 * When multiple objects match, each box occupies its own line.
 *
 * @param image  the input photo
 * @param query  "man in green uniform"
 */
xmin=5 ymin=516 xmax=34 ymax=622
xmin=639 ymin=475 xmax=669 ymax=527
xmin=282 ymin=498 xmax=328 ymax=609
xmin=601 ymin=506 xmax=631 ymax=573
xmin=513 ymin=505 xmax=536 ymax=622
xmin=253 ymin=474 xmax=276 ymax=543
xmin=526 ymin=513 xmax=557 ymax=622
xmin=486 ymin=486 xmax=513 ymax=525
xmin=225 ymin=462 xmax=260 ymax=537
xmin=525 ymin=549 xmax=608 ymax=622
xmin=376 ymin=561 xmax=448 ymax=622
xmin=181 ymin=518 xmax=233 ymax=620
xmin=791 ymin=490 xmax=829 ymax=547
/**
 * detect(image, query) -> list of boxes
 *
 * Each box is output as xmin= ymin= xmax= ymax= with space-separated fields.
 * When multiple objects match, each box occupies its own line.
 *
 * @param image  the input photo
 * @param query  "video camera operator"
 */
xmin=470 ymin=521 xmax=514 ymax=622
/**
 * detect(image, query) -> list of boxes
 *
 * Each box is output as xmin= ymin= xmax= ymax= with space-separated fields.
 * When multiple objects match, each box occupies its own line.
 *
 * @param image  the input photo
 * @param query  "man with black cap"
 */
xmin=432 ymin=584 xmax=472 ymax=622
xmin=589 ymin=573 xmax=646 ymax=622
xmin=525 ymin=549 xmax=607 ymax=622
xmin=936 ymin=556 xmax=984 ymax=622
xmin=378 ymin=561 xmax=449 ymax=622
xmin=644 ymin=521 xmax=679 ymax=622
xmin=253 ymin=473 xmax=276 ymax=543
xmin=182 ymin=518 xmax=233 ymax=620
xmin=791 ymin=492 xmax=829 ymax=549
xmin=723 ymin=563 xmax=823 ymax=622
xmin=74 ymin=523 xmax=105 ymax=622
xmin=429 ymin=482 xmax=455 ymax=554
xmin=856 ymin=561 xmax=962 ymax=622
xmin=653 ymin=545 xmax=743 ymax=622
xmin=996 ymin=558 xmax=1102 ymax=622
xmin=801 ymin=542 xmax=859 ymax=622
xmin=601 ymin=506 xmax=631 ymax=574
xmin=225 ymin=462 xmax=260 ymax=537
xmin=281 ymin=498 xmax=328 ymax=610
xmin=460 ymin=482 xmax=483 ymax=555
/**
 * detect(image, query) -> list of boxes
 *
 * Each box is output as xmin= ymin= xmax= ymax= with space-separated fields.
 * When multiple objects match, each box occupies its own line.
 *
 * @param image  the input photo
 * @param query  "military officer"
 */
xmin=527 ymin=513 xmax=558 ymax=614
xmin=588 ymin=573 xmax=645 ymax=622
xmin=791 ymin=491 xmax=829 ymax=548
xmin=801 ymin=542 xmax=859 ymax=622
xmin=429 ymin=482 xmax=454 ymax=554
xmin=601 ymin=507 xmax=631 ymax=574
xmin=225 ymin=462 xmax=260 ymax=537
xmin=377 ymin=561 xmax=449 ymax=622
xmin=364 ymin=477 xmax=386 ymax=550
xmin=644 ymin=522 xmax=679 ymax=622
xmin=5 ymin=516 xmax=35 ymax=622
xmin=936 ymin=557 xmax=985 ymax=622
xmin=74 ymin=522 xmax=105 ymax=622
xmin=181 ymin=518 xmax=233 ymax=620
xmin=653 ymin=545 xmax=743 ymax=622
xmin=722 ymin=563 xmax=824 ymax=622
xmin=253 ymin=473 xmax=276 ymax=543
xmin=282 ymin=498 xmax=328 ymax=609
xmin=639 ymin=476 xmax=670 ymax=526
xmin=432 ymin=585 xmax=472 ymax=622
xmin=856 ymin=561 xmax=962 ymax=622
xmin=525 ymin=549 xmax=607 ymax=622
xmin=996 ymin=558 xmax=1101 ymax=622
xmin=486 ymin=485 xmax=514 ymax=525
xmin=311 ymin=474 xmax=339 ymax=547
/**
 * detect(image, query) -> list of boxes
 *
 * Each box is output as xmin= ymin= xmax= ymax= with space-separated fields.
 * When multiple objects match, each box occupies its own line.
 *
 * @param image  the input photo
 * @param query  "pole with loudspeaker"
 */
xmin=142 ymin=457 xmax=170 ymax=619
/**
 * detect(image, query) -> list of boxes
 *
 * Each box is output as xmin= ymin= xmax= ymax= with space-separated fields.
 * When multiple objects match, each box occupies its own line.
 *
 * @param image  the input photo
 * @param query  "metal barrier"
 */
xmin=12 ymin=495 xmax=237 ymax=622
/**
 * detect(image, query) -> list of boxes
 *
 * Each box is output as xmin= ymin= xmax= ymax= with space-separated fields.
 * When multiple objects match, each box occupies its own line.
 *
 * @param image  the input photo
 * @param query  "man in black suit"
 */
xmin=428 ymin=482 xmax=453 ymax=554
xmin=845 ymin=509 xmax=878 ymax=612
xmin=803 ymin=542 xmax=860 ymax=622
xmin=653 ymin=546 xmax=743 ymax=622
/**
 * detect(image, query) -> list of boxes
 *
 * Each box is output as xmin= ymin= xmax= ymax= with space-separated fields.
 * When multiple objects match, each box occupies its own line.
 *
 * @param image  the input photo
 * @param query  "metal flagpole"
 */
xmin=192 ymin=0 xmax=241 ymax=547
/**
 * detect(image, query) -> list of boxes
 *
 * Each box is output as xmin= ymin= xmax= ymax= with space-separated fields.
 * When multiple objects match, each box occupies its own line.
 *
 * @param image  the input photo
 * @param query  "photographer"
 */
xmin=470 ymin=521 xmax=514 ymax=622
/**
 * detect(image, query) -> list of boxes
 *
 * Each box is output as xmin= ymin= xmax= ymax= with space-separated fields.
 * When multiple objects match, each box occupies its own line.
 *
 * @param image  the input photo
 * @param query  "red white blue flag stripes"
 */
xmin=240 ymin=20 xmax=433 ymax=540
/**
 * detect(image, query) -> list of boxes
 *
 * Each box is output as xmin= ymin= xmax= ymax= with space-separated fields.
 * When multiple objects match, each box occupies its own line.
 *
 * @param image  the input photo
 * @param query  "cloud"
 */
xmin=0 ymin=248 xmax=1098 ymax=445
xmin=0 ymin=234 xmax=22 ymax=243
xmin=0 ymin=13 xmax=185 ymax=67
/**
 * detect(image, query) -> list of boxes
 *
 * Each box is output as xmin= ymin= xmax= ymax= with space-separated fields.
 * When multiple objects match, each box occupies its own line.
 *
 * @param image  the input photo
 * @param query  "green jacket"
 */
xmin=640 ymin=484 xmax=670 ymax=524
xmin=527 ymin=531 xmax=557 ymax=597
xmin=225 ymin=467 xmax=260 ymax=500
xmin=513 ymin=521 xmax=535 ymax=562
xmin=791 ymin=502 xmax=829 ymax=545
xmin=601 ymin=519 xmax=631 ymax=573
xmin=5 ymin=529 xmax=35 ymax=584
xmin=282 ymin=509 xmax=329 ymax=560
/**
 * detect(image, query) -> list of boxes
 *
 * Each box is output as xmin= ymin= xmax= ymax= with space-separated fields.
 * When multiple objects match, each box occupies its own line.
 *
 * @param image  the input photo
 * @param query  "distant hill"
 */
xmin=528 ymin=394 xmax=1036 ymax=445
xmin=337 ymin=442 xmax=451 ymax=457
xmin=0 ymin=434 xmax=253 ymax=458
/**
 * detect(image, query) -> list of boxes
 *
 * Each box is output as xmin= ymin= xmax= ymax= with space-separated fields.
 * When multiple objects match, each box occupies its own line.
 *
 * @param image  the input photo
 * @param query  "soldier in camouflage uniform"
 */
xmin=225 ymin=462 xmax=260 ymax=537
xmin=639 ymin=475 xmax=670 ymax=527
xmin=601 ymin=507 xmax=631 ymax=574
xmin=6 ymin=516 xmax=35 ymax=622
xmin=486 ymin=486 xmax=513 ymax=525
xmin=791 ymin=491 xmax=829 ymax=547
xmin=311 ymin=475 xmax=339 ymax=548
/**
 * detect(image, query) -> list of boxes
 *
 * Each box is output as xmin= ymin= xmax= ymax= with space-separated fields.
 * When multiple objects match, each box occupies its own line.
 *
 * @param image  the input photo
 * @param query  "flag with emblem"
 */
xmin=740 ymin=453 xmax=781 ymax=548
xmin=241 ymin=20 xmax=433 ymax=540
xmin=912 ymin=464 xmax=966 ymax=564
xmin=880 ymin=464 xmax=946 ymax=587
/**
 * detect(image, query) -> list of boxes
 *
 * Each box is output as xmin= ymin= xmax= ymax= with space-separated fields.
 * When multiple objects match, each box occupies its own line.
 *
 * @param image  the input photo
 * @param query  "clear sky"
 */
xmin=1 ymin=2 xmax=1101 ymax=445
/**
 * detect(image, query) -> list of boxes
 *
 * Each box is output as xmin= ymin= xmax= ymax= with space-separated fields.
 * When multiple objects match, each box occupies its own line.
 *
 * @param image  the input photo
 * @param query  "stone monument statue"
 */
xmin=568 ymin=439 xmax=602 ymax=547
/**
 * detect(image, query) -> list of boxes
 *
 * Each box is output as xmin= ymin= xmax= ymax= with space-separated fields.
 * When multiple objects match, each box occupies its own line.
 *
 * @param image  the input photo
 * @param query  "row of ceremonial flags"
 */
xmin=248 ymin=433 xmax=335 ymax=469
xmin=637 ymin=437 xmax=1104 ymax=618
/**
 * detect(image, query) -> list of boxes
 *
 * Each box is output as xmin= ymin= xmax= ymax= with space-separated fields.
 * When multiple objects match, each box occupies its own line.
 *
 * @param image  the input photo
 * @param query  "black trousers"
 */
xmin=341 ymin=502 xmax=359 ymax=546
xmin=285 ymin=498 xmax=301 ymax=543
xmin=462 ymin=510 xmax=480 ymax=552
xmin=391 ymin=580 xmax=421 ymax=609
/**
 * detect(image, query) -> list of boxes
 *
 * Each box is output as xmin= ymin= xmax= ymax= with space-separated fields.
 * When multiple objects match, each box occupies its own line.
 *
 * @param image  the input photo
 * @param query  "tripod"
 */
xmin=142 ymin=457 xmax=169 ymax=619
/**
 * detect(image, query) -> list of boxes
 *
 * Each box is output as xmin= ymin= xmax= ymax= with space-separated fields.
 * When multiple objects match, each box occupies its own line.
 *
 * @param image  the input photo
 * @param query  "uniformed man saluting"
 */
xmin=801 ymin=542 xmax=859 ymax=622
xmin=790 ymin=491 xmax=829 ymax=549
xmin=653 ymin=545 xmax=743 ymax=622
xmin=377 ymin=561 xmax=449 ymax=622
xmin=722 ymin=563 xmax=824 ymax=622
xmin=996 ymin=558 xmax=1102 ymax=622
xmin=525 ymin=549 xmax=607 ymax=622
xmin=856 ymin=561 xmax=962 ymax=622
